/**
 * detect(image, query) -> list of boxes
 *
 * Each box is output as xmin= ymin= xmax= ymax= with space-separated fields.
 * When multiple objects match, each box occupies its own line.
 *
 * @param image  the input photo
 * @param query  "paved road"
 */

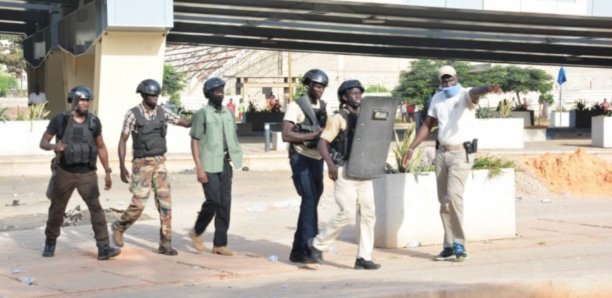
xmin=1 ymin=163 xmax=611 ymax=297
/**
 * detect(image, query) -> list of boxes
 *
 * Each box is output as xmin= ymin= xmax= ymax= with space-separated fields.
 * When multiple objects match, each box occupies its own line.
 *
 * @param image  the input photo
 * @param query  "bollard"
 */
xmin=264 ymin=122 xmax=270 ymax=152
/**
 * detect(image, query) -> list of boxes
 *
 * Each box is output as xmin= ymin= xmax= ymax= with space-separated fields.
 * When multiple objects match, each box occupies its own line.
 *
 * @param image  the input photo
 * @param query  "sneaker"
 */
xmin=453 ymin=243 xmax=468 ymax=262
xmin=354 ymin=258 xmax=381 ymax=270
xmin=307 ymin=238 xmax=323 ymax=263
xmin=189 ymin=229 xmax=206 ymax=252
xmin=112 ymin=223 xmax=124 ymax=247
xmin=212 ymin=246 xmax=234 ymax=256
xmin=433 ymin=247 xmax=456 ymax=261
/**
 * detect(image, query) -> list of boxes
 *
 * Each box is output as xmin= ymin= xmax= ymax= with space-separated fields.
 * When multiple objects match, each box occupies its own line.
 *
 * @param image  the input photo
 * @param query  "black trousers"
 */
xmin=45 ymin=167 xmax=109 ymax=244
xmin=194 ymin=158 xmax=233 ymax=247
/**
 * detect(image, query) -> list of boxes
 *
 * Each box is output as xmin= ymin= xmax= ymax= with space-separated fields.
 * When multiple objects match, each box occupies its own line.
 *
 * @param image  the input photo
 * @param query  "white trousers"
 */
xmin=313 ymin=166 xmax=376 ymax=260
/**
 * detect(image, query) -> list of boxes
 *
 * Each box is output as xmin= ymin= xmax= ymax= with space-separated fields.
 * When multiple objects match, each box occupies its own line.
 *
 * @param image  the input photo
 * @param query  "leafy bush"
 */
xmin=0 ymin=73 xmax=18 ymax=97
xmin=0 ymin=106 xmax=8 ymax=122
xmin=391 ymin=124 xmax=434 ymax=173
xmin=246 ymin=101 xmax=257 ymax=113
xmin=499 ymin=101 xmax=513 ymax=118
xmin=28 ymin=101 xmax=50 ymax=120
xmin=476 ymin=105 xmax=494 ymax=119
xmin=472 ymin=155 xmax=517 ymax=178
xmin=538 ymin=93 xmax=554 ymax=106
xmin=388 ymin=123 xmax=517 ymax=178
xmin=162 ymin=64 xmax=186 ymax=107
xmin=574 ymin=99 xmax=587 ymax=111
xmin=366 ymin=85 xmax=389 ymax=93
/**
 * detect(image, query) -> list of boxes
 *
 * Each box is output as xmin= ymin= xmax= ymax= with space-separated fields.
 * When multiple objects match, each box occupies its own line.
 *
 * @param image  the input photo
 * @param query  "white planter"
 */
xmin=592 ymin=116 xmax=612 ymax=148
xmin=475 ymin=118 xmax=524 ymax=149
xmin=549 ymin=111 xmax=571 ymax=127
xmin=523 ymin=128 xmax=547 ymax=142
xmin=165 ymin=125 xmax=192 ymax=154
xmin=373 ymin=169 xmax=516 ymax=248
xmin=0 ymin=121 xmax=194 ymax=156
xmin=0 ymin=120 xmax=50 ymax=155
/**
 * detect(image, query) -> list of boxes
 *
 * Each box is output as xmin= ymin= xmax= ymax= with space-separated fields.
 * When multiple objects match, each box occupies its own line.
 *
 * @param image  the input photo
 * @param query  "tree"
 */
xmin=0 ymin=72 xmax=18 ymax=96
xmin=365 ymin=84 xmax=389 ymax=93
xmin=162 ymin=64 xmax=186 ymax=106
xmin=393 ymin=60 xmax=553 ymax=108
xmin=0 ymin=34 xmax=25 ymax=73
xmin=392 ymin=59 xmax=476 ymax=108
xmin=481 ymin=65 xmax=552 ymax=101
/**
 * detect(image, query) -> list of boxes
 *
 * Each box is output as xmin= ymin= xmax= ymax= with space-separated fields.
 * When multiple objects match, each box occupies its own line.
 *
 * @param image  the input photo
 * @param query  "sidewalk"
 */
xmin=1 ymin=135 xmax=611 ymax=177
xmin=0 ymin=137 xmax=611 ymax=297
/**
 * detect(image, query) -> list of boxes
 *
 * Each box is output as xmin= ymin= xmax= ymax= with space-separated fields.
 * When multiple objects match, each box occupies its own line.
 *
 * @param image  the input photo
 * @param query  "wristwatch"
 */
xmin=105 ymin=168 xmax=112 ymax=174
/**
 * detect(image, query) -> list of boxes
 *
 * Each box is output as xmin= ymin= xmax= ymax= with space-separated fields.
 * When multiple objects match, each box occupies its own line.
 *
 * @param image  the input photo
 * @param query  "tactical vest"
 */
xmin=62 ymin=113 xmax=98 ymax=167
xmin=131 ymin=106 xmax=167 ymax=158
xmin=329 ymin=109 xmax=357 ymax=166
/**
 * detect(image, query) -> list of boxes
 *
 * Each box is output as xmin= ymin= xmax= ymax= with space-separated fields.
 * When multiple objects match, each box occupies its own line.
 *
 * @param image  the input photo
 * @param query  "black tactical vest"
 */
xmin=131 ymin=106 xmax=167 ymax=158
xmin=62 ymin=113 xmax=98 ymax=167
xmin=329 ymin=109 xmax=357 ymax=166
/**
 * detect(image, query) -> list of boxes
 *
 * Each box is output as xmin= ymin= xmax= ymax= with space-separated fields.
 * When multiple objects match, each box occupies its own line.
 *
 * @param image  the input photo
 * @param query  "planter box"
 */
xmin=571 ymin=110 xmax=603 ymax=129
xmin=373 ymin=169 xmax=516 ymax=248
xmin=0 ymin=120 xmax=50 ymax=155
xmin=592 ymin=116 xmax=612 ymax=148
xmin=549 ymin=111 xmax=571 ymax=128
xmin=475 ymin=118 xmax=524 ymax=149
xmin=495 ymin=111 xmax=534 ymax=127
xmin=165 ymin=125 xmax=192 ymax=154
xmin=245 ymin=112 xmax=284 ymax=131
xmin=0 ymin=120 xmax=194 ymax=156
xmin=524 ymin=127 xmax=547 ymax=142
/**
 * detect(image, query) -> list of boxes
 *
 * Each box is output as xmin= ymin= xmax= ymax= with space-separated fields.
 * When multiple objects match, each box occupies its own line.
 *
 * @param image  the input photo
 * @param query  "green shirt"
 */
xmin=190 ymin=105 xmax=243 ymax=173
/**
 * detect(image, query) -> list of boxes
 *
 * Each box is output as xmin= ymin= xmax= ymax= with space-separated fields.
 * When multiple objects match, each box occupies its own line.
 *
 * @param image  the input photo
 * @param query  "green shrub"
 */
xmin=574 ymin=99 xmax=587 ymax=111
xmin=476 ymin=105 xmax=494 ymax=119
xmin=0 ymin=106 xmax=8 ymax=122
xmin=389 ymin=124 xmax=517 ymax=178
xmin=0 ymin=73 xmax=18 ymax=97
xmin=472 ymin=155 xmax=518 ymax=178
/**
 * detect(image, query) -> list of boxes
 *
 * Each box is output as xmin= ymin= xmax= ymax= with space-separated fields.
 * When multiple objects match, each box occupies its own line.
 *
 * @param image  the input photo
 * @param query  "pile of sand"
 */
xmin=525 ymin=149 xmax=612 ymax=196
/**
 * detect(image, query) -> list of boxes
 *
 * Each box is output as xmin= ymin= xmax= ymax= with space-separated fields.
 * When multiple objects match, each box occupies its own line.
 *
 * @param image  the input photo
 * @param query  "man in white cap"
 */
xmin=402 ymin=65 xmax=502 ymax=262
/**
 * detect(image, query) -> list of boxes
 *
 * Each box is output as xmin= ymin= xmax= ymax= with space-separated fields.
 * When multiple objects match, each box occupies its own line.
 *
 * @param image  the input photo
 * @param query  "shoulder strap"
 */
xmin=296 ymin=95 xmax=319 ymax=128
xmin=156 ymin=105 xmax=166 ymax=121
xmin=58 ymin=112 xmax=71 ymax=141
xmin=87 ymin=113 xmax=97 ymax=131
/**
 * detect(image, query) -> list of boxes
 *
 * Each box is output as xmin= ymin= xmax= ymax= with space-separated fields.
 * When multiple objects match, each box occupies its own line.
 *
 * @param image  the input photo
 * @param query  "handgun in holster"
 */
xmin=462 ymin=138 xmax=478 ymax=162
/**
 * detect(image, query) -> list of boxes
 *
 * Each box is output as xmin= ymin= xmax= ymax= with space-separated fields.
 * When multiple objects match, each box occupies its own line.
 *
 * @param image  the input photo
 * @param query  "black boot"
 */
xmin=158 ymin=241 xmax=178 ymax=256
xmin=97 ymin=241 xmax=121 ymax=261
xmin=42 ymin=239 xmax=56 ymax=257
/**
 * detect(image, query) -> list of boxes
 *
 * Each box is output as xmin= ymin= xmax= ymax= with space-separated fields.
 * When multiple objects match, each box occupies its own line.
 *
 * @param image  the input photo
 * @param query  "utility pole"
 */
xmin=288 ymin=51 xmax=293 ymax=101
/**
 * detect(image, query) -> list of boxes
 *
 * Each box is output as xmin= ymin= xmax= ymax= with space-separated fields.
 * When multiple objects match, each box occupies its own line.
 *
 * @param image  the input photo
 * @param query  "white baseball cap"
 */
xmin=438 ymin=65 xmax=457 ymax=79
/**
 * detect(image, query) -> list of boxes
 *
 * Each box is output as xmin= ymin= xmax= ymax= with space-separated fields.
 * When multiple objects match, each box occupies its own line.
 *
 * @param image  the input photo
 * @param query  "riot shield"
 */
xmin=346 ymin=96 xmax=400 ymax=179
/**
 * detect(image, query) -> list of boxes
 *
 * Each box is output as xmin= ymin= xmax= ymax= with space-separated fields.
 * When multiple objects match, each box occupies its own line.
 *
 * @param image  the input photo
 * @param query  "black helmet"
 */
xmin=136 ymin=79 xmax=162 ymax=96
xmin=301 ymin=69 xmax=328 ymax=87
xmin=203 ymin=77 xmax=226 ymax=95
xmin=337 ymin=79 xmax=364 ymax=101
xmin=67 ymin=85 xmax=93 ymax=103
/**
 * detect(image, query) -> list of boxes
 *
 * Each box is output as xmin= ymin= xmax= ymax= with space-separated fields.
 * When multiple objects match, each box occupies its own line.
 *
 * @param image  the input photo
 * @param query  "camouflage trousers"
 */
xmin=113 ymin=156 xmax=172 ymax=245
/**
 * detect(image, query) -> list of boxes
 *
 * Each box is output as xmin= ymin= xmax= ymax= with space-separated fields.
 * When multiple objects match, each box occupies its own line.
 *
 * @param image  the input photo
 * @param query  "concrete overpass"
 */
xmin=1 ymin=0 xmax=612 ymax=145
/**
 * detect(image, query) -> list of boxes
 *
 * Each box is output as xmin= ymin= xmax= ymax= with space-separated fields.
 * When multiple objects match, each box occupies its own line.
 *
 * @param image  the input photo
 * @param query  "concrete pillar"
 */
xmin=26 ymin=31 xmax=166 ymax=158
xmin=94 ymin=31 xmax=167 ymax=155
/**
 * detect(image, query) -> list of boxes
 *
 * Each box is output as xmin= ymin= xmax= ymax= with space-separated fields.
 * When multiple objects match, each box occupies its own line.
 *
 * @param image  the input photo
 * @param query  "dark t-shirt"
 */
xmin=46 ymin=112 xmax=102 ymax=173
